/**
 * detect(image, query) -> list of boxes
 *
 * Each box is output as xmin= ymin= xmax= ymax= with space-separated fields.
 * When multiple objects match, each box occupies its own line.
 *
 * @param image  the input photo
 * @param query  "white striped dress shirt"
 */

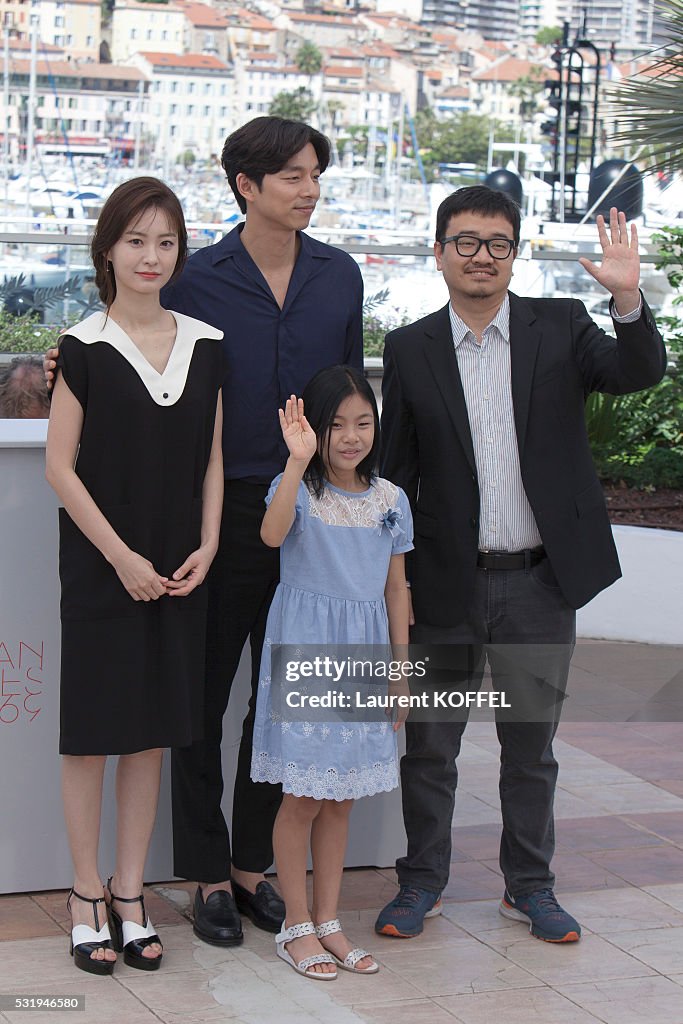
xmin=449 ymin=296 xmax=542 ymax=552
xmin=447 ymin=294 xmax=643 ymax=552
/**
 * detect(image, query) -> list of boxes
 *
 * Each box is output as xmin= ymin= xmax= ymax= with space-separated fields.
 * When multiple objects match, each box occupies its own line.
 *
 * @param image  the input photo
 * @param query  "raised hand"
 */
xmin=279 ymin=394 xmax=317 ymax=464
xmin=578 ymin=207 xmax=641 ymax=315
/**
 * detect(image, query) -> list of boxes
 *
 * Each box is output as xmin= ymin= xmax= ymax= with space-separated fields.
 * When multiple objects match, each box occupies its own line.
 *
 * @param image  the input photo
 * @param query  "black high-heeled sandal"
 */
xmin=105 ymin=877 xmax=163 ymax=971
xmin=67 ymin=888 xmax=115 ymax=976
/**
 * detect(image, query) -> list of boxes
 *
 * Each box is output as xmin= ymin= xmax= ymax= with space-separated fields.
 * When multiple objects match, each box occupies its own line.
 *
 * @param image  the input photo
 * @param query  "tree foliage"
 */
xmin=412 ymin=109 xmax=515 ymax=177
xmin=295 ymin=41 xmax=323 ymax=78
xmin=535 ymin=25 xmax=563 ymax=45
xmin=506 ymin=70 xmax=545 ymax=120
xmin=587 ymin=224 xmax=683 ymax=488
xmin=269 ymin=87 xmax=317 ymax=121
xmin=611 ymin=0 xmax=683 ymax=171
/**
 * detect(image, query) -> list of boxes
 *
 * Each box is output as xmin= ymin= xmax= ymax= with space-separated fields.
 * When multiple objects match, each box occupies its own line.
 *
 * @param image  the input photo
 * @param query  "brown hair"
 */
xmin=91 ymin=176 xmax=188 ymax=307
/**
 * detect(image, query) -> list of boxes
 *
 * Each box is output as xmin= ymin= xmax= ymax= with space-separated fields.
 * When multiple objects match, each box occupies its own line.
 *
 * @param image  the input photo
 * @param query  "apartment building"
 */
xmin=1 ymin=59 xmax=147 ymax=160
xmin=111 ymin=0 xmax=186 ymax=63
xmin=178 ymin=1 xmax=231 ymax=63
xmin=128 ymin=51 xmax=234 ymax=159
xmin=0 ymin=0 xmax=101 ymax=62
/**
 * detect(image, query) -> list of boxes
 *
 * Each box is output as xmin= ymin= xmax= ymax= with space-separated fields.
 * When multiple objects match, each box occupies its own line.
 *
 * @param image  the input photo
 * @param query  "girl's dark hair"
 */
xmin=221 ymin=116 xmax=330 ymax=214
xmin=301 ymin=365 xmax=380 ymax=497
xmin=91 ymin=176 xmax=188 ymax=308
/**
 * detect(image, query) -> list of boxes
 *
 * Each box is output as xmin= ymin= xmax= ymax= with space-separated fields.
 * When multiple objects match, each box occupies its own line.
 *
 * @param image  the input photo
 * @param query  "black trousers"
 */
xmin=171 ymin=480 xmax=281 ymax=883
xmin=399 ymin=559 xmax=576 ymax=897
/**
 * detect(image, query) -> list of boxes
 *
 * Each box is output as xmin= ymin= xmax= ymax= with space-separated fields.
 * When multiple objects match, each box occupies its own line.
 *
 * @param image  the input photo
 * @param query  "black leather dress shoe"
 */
xmin=193 ymin=887 xmax=243 ymax=947
xmin=232 ymin=879 xmax=285 ymax=934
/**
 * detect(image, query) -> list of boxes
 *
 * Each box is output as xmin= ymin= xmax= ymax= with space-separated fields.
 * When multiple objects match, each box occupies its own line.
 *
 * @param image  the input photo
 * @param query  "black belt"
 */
xmin=477 ymin=547 xmax=545 ymax=570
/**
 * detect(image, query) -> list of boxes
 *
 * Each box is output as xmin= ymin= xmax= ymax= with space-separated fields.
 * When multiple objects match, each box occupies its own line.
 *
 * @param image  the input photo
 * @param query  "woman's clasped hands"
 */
xmin=112 ymin=544 xmax=215 ymax=601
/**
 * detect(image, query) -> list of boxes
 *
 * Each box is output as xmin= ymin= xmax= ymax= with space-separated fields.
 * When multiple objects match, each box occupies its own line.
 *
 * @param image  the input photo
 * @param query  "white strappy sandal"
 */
xmin=275 ymin=921 xmax=338 ymax=981
xmin=315 ymin=918 xmax=379 ymax=974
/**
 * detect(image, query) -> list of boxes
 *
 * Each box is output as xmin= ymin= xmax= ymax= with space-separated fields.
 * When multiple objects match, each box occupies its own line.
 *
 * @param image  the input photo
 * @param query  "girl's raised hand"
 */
xmin=279 ymin=395 xmax=317 ymax=464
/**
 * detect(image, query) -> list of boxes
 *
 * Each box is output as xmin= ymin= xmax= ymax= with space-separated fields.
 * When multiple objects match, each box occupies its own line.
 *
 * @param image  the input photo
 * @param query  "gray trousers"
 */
xmin=399 ymin=556 xmax=576 ymax=898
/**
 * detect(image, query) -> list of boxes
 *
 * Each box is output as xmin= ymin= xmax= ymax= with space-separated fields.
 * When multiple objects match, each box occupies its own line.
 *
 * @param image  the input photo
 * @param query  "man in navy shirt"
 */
xmin=162 ymin=118 xmax=363 ymax=946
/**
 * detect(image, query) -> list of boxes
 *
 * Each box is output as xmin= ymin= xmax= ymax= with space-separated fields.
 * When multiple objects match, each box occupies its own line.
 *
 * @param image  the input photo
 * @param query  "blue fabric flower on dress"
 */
xmin=378 ymin=506 xmax=403 ymax=537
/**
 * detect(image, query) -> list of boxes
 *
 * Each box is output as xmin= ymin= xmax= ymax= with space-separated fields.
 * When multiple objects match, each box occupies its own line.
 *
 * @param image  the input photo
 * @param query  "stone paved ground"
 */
xmin=2 ymin=646 xmax=683 ymax=1024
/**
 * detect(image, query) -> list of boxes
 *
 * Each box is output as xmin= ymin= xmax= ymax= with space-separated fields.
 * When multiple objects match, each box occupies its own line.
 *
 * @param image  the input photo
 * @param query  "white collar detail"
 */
xmin=64 ymin=311 xmax=223 ymax=406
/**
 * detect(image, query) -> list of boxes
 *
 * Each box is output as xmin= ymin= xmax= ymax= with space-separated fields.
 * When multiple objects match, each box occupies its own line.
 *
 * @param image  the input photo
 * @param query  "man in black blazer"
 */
xmin=375 ymin=186 xmax=666 ymax=943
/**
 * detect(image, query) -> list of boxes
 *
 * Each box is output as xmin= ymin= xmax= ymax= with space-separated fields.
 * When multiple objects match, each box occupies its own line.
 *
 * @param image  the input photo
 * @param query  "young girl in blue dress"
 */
xmin=250 ymin=365 xmax=413 ymax=980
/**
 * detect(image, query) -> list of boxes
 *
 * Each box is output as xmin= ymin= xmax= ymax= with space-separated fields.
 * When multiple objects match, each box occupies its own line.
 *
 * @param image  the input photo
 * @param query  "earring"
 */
xmin=107 ymin=260 xmax=113 ymax=270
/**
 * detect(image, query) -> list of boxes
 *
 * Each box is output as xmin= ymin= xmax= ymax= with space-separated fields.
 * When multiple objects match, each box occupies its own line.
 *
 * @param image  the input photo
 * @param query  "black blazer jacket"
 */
xmin=380 ymin=291 xmax=667 ymax=626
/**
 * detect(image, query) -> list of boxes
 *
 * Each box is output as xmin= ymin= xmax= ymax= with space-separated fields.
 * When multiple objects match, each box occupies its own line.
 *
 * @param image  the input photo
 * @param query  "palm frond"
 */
xmin=610 ymin=0 xmax=683 ymax=170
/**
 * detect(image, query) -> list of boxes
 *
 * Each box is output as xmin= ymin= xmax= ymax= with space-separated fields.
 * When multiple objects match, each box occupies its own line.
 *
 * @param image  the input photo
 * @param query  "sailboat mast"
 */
xmin=24 ymin=2 xmax=38 ymax=224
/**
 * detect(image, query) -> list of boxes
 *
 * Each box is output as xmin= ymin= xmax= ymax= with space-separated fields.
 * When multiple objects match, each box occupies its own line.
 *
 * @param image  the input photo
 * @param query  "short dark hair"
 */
xmin=435 ymin=185 xmax=521 ymax=247
xmin=91 ymin=176 xmax=188 ymax=308
xmin=221 ymin=116 xmax=330 ymax=213
xmin=0 ymin=356 xmax=50 ymax=418
xmin=301 ymin=365 xmax=380 ymax=497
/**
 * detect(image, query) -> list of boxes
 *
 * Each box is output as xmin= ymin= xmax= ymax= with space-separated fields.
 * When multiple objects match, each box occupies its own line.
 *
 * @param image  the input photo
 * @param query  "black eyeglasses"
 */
xmin=439 ymin=235 xmax=517 ymax=259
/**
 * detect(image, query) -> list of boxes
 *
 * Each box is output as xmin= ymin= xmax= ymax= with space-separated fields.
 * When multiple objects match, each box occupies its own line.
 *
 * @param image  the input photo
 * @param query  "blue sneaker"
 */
xmin=499 ymin=887 xmax=581 ymax=942
xmin=375 ymin=886 xmax=442 ymax=938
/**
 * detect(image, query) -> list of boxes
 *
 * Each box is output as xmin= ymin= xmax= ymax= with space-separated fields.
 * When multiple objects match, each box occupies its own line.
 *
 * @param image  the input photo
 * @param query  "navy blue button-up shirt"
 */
xmin=162 ymin=225 xmax=364 ymax=482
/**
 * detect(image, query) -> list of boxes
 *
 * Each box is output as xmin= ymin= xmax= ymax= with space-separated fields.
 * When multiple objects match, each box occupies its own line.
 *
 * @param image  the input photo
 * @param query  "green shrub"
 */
xmin=0 ymin=309 xmax=57 ymax=354
xmin=586 ymin=227 xmax=683 ymax=489
xmin=363 ymin=289 xmax=410 ymax=358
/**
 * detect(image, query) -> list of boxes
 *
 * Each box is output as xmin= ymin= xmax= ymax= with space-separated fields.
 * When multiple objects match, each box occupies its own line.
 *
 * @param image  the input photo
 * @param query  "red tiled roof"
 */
xmin=114 ymin=0 xmax=182 ymax=11
xmin=11 ymin=39 xmax=64 ymax=52
xmin=324 ymin=65 xmax=363 ymax=77
xmin=230 ymin=9 xmax=276 ymax=30
xmin=360 ymin=43 xmax=400 ymax=59
xmin=244 ymin=64 xmax=301 ymax=75
xmin=364 ymin=13 xmax=429 ymax=32
xmin=288 ymin=12 xmax=356 ymax=25
xmin=473 ymin=56 xmax=536 ymax=82
xmin=177 ymin=2 xmax=229 ymax=28
xmin=12 ymin=59 xmax=145 ymax=81
xmin=136 ymin=51 xmax=228 ymax=69
xmin=440 ymin=85 xmax=469 ymax=98
xmin=75 ymin=63 xmax=147 ymax=80
xmin=324 ymin=47 xmax=357 ymax=58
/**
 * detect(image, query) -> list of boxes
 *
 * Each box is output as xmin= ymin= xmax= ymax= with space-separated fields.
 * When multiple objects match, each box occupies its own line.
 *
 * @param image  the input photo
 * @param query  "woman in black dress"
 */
xmin=46 ymin=178 xmax=224 ymax=975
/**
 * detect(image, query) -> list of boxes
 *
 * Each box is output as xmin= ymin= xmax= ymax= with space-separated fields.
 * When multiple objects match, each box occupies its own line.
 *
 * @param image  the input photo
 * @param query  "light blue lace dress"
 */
xmin=250 ymin=476 xmax=413 ymax=801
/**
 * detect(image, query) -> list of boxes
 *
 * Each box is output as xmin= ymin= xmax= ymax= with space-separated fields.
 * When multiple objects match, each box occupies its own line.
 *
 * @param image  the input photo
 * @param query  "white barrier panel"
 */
xmin=0 ymin=421 xmax=404 ymax=894
xmin=577 ymin=525 xmax=683 ymax=644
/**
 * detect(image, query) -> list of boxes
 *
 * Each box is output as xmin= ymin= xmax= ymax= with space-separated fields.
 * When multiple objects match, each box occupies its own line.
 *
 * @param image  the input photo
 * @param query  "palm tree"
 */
xmin=295 ymin=42 xmax=323 ymax=82
xmin=611 ymin=0 xmax=683 ymax=170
